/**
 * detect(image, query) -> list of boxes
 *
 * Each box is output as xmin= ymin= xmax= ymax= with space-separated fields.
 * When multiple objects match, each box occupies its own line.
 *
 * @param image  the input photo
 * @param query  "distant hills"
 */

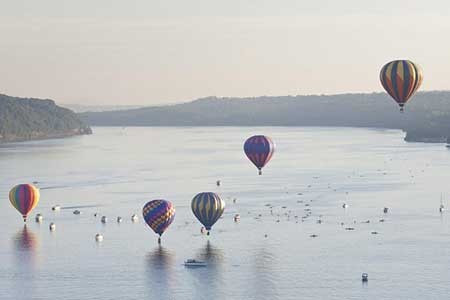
xmin=65 ymin=104 xmax=145 ymax=113
xmin=0 ymin=94 xmax=92 ymax=143
xmin=80 ymin=91 xmax=450 ymax=143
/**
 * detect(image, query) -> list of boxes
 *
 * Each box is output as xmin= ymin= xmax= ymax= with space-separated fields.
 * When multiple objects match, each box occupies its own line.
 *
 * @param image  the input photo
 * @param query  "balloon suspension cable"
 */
xmin=158 ymin=237 xmax=161 ymax=244
xmin=258 ymin=169 xmax=262 ymax=175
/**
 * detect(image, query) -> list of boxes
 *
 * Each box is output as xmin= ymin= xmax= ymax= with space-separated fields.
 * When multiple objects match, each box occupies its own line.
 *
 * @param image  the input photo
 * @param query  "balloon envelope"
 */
xmin=244 ymin=135 xmax=275 ymax=175
xmin=380 ymin=60 xmax=423 ymax=111
xmin=143 ymin=200 xmax=175 ymax=236
xmin=191 ymin=192 xmax=225 ymax=232
xmin=9 ymin=184 xmax=40 ymax=222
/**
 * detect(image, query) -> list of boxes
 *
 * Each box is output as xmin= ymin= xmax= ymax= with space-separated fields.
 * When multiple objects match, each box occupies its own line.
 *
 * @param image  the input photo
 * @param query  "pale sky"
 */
xmin=1 ymin=0 xmax=450 ymax=105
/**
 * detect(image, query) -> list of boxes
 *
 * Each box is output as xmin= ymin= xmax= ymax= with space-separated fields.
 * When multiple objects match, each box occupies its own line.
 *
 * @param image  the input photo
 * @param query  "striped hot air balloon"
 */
xmin=143 ymin=200 xmax=175 ymax=244
xmin=244 ymin=135 xmax=275 ymax=175
xmin=191 ymin=192 xmax=225 ymax=235
xmin=380 ymin=60 xmax=423 ymax=112
xmin=9 ymin=184 xmax=40 ymax=222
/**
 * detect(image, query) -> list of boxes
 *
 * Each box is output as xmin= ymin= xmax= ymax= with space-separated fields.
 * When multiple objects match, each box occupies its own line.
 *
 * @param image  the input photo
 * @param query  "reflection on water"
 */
xmin=11 ymin=225 xmax=39 ymax=300
xmin=196 ymin=241 xmax=224 ymax=264
xmin=146 ymin=246 xmax=176 ymax=300
xmin=250 ymin=246 xmax=278 ymax=300
xmin=12 ymin=225 xmax=39 ymax=259
xmin=190 ymin=241 xmax=225 ymax=300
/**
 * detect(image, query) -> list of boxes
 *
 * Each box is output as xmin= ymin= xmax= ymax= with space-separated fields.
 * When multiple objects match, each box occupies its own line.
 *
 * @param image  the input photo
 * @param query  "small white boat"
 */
xmin=131 ymin=214 xmax=138 ymax=222
xmin=362 ymin=273 xmax=369 ymax=282
xmin=216 ymin=180 xmax=221 ymax=187
xmin=117 ymin=216 xmax=123 ymax=223
xmin=383 ymin=207 xmax=389 ymax=214
xmin=234 ymin=214 xmax=240 ymax=222
xmin=51 ymin=205 xmax=61 ymax=211
xmin=49 ymin=223 xmax=56 ymax=231
xmin=342 ymin=203 xmax=348 ymax=208
xmin=101 ymin=216 xmax=107 ymax=223
xmin=184 ymin=259 xmax=207 ymax=267
xmin=95 ymin=233 xmax=104 ymax=242
xmin=35 ymin=214 xmax=43 ymax=223
xmin=73 ymin=210 xmax=81 ymax=215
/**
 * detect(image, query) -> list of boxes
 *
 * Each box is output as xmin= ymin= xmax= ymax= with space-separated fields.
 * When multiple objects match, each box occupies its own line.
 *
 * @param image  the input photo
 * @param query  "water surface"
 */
xmin=1 ymin=127 xmax=450 ymax=300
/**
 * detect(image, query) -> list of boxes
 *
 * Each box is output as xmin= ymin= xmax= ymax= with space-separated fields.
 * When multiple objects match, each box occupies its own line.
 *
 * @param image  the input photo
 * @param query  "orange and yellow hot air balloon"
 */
xmin=9 ymin=184 xmax=40 ymax=222
xmin=380 ymin=60 xmax=423 ymax=112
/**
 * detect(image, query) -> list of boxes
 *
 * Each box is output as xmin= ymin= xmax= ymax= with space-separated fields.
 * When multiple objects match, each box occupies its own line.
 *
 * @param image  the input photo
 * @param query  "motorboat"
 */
xmin=49 ymin=223 xmax=56 ymax=231
xmin=362 ymin=273 xmax=369 ymax=282
xmin=440 ymin=194 xmax=445 ymax=212
xmin=184 ymin=259 xmax=207 ymax=267
xmin=131 ymin=214 xmax=138 ymax=222
xmin=35 ymin=213 xmax=43 ymax=223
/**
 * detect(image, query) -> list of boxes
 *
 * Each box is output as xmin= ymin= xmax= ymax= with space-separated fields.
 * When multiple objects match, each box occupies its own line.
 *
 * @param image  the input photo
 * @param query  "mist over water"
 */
xmin=1 ymin=127 xmax=450 ymax=299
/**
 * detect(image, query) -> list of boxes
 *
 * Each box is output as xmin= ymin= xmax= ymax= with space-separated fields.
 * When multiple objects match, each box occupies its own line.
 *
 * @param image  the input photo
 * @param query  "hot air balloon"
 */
xmin=191 ymin=192 xmax=225 ymax=235
xmin=143 ymin=200 xmax=175 ymax=244
xmin=244 ymin=135 xmax=275 ymax=175
xmin=9 ymin=184 xmax=40 ymax=222
xmin=380 ymin=60 xmax=423 ymax=112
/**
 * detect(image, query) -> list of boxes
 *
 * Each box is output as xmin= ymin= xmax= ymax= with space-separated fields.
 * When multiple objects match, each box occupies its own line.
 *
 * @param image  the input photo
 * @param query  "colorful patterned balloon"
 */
xmin=191 ymin=192 xmax=225 ymax=235
xmin=380 ymin=60 xmax=423 ymax=112
xmin=244 ymin=135 xmax=275 ymax=175
xmin=9 ymin=184 xmax=40 ymax=222
xmin=143 ymin=200 xmax=175 ymax=243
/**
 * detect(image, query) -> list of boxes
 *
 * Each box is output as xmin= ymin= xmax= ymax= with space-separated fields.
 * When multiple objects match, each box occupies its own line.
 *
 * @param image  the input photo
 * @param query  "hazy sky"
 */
xmin=1 ymin=0 xmax=450 ymax=105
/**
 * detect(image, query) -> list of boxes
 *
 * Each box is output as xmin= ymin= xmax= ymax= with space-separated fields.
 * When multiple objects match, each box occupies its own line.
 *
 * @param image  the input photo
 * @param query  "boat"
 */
xmin=35 ymin=213 xmax=43 ymax=223
xmin=49 ymin=223 xmax=56 ymax=231
xmin=362 ymin=273 xmax=368 ymax=282
xmin=131 ymin=214 xmax=138 ymax=222
xmin=184 ymin=259 xmax=207 ymax=267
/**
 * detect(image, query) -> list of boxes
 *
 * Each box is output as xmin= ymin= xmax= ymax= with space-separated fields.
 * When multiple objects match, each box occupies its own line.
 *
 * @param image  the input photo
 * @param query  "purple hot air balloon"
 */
xmin=244 ymin=135 xmax=275 ymax=175
xmin=143 ymin=200 xmax=175 ymax=244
